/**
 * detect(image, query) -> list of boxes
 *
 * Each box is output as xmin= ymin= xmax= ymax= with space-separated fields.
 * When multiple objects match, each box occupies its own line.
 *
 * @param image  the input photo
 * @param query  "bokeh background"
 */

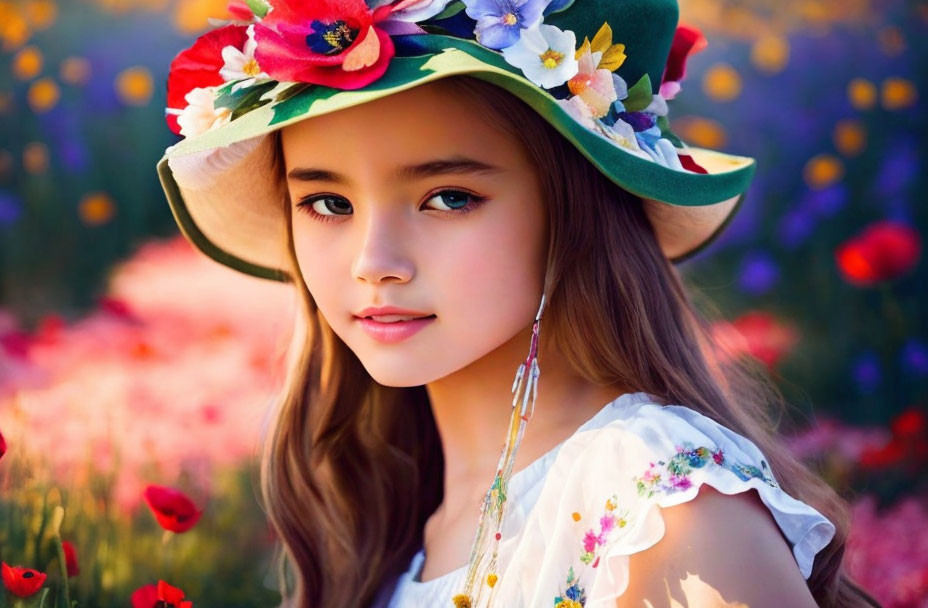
xmin=0 ymin=0 xmax=925 ymax=606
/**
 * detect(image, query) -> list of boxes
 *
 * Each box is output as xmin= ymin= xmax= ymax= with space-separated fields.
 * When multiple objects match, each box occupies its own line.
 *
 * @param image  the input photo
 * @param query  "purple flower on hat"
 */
xmin=462 ymin=0 xmax=547 ymax=50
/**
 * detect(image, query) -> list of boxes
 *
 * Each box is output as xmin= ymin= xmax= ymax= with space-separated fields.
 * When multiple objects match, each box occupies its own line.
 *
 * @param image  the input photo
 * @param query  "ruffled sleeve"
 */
xmin=493 ymin=400 xmax=836 ymax=607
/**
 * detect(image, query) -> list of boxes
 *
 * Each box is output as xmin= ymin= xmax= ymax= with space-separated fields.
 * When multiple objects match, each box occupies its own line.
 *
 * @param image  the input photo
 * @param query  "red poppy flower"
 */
xmin=165 ymin=24 xmax=249 ymax=135
xmin=835 ymin=220 xmax=921 ymax=286
xmin=143 ymin=484 xmax=202 ymax=533
xmin=1 ymin=562 xmax=47 ymax=598
xmin=0 ymin=429 xmax=6 ymax=462
xmin=253 ymin=0 xmax=397 ymax=89
xmin=859 ymin=436 xmax=908 ymax=469
xmin=158 ymin=580 xmax=194 ymax=608
xmin=660 ymin=24 xmax=707 ymax=99
xmin=730 ymin=310 xmax=799 ymax=369
xmin=61 ymin=540 xmax=79 ymax=577
xmin=131 ymin=583 xmax=159 ymax=608
xmin=892 ymin=407 xmax=927 ymax=440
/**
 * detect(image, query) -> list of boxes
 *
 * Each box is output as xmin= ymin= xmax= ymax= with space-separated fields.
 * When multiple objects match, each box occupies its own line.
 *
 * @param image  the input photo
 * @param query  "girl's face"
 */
xmin=280 ymin=81 xmax=548 ymax=387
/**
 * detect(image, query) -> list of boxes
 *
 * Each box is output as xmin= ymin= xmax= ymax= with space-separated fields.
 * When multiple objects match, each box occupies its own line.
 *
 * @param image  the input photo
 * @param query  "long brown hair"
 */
xmin=258 ymin=75 xmax=881 ymax=607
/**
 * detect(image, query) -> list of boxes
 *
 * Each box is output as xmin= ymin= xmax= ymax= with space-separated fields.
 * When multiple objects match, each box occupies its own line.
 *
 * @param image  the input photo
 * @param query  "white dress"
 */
xmin=382 ymin=391 xmax=836 ymax=607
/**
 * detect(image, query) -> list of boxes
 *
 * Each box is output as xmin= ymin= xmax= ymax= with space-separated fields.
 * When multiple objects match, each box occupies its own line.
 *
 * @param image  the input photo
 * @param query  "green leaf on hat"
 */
xmin=214 ymin=80 xmax=277 ymax=120
xmin=429 ymin=0 xmax=466 ymax=21
xmin=656 ymin=115 xmax=684 ymax=148
xmin=273 ymin=83 xmax=313 ymax=104
xmin=270 ymin=53 xmax=443 ymax=126
xmin=623 ymin=74 xmax=653 ymax=113
xmin=246 ymin=0 xmax=269 ymax=18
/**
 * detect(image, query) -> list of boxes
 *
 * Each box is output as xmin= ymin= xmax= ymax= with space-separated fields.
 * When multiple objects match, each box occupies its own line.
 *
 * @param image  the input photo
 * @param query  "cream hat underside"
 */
xmin=164 ymin=134 xmax=748 ymax=281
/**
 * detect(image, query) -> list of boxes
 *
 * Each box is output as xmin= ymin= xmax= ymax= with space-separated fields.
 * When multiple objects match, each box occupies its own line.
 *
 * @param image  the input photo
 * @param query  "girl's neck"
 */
xmin=424 ymin=321 xmax=634 ymax=526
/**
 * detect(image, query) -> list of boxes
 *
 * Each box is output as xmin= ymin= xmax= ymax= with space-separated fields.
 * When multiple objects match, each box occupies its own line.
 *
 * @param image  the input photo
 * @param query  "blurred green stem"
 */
xmin=879 ymin=282 xmax=906 ymax=343
xmin=53 ymin=534 xmax=71 ymax=608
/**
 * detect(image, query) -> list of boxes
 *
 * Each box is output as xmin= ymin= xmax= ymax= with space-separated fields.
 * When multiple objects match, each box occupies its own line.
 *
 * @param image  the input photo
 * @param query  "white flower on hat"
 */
xmin=172 ymin=87 xmax=233 ymax=138
xmin=501 ymin=23 xmax=578 ymax=89
xmin=219 ymin=24 xmax=271 ymax=93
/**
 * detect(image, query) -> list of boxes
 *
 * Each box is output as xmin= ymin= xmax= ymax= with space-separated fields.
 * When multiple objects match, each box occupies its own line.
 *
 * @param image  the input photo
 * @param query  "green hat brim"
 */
xmin=158 ymin=34 xmax=755 ymax=281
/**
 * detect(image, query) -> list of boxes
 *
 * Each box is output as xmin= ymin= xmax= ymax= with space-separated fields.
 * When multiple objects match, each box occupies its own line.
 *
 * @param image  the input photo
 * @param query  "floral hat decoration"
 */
xmin=158 ymin=0 xmax=756 ymax=282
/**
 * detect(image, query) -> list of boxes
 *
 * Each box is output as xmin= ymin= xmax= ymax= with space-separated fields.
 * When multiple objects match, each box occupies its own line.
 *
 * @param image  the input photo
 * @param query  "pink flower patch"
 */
xmin=669 ymin=474 xmax=692 ymax=491
xmin=582 ymin=530 xmax=599 ymax=553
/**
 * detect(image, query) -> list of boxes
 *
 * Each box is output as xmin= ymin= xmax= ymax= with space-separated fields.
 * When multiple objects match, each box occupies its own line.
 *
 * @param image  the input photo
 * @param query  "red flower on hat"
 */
xmin=143 ymin=484 xmax=203 ymax=533
xmin=253 ymin=0 xmax=398 ymax=89
xmin=62 ymin=540 xmax=79 ymax=577
xmin=165 ymin=24 xmax=249 ymax=135
xmin=1 ymin=562 xmax=47 ymax=598
xmin=660 ymin=24 xmax=707 ymax=100
xmin=835 ymin=220 xmax=921 ymax=287
xmin=226 ymin=0 xmax=256 ymax=21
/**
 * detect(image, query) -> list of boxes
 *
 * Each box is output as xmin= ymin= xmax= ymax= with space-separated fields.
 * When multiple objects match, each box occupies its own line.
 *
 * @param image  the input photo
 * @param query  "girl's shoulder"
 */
xmin=495 ymin=395 xmax=837 ymax=607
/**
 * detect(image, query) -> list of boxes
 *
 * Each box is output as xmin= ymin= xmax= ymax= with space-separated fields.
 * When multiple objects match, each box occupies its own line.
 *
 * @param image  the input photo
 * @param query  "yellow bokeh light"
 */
xmin=27 ymin=77 xmax=60 ymax=113
xmin=881 ymin=77 xmax=917 ymax=110
xmin=702 ymin=63 xmax=742 ymax=102
xmin=671 ymin=116 xmax=728 ymax=149
xmin=13 ymin=45 xmax=43 ymax=80
xmin=751 ymin=34 xmax=790 ymax=75
xmin=174 ymin=0 xmax=231 ymax=34
xmin=23 ymin=141 xmax=49 ymax=174
xmin=79 ymin=192 xmax=116 ymax=226
xmin=115 ymin=66 xmax=154 ymax=106
xmin=833 ymin=119 xmax=866 ymax=157
xmin=60 ymin=56 xmax=91 ymax=85
xmin=847 ymin=78 xmax=876 ymax=110
xmin=24 ymin=0 xmax=57 ymax=29
xmin=0 ymin=2 xmax=31 ymax=50
xmin=803 ymin=154 xmax=844 ymax=189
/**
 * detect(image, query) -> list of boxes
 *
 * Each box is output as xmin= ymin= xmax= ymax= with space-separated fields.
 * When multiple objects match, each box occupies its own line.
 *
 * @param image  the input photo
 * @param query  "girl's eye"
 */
xmin=295 ymin=189 xmax=487 ymax=222
xmin=422 ymin=189 xmax=487 ymax=214
xmin=296 ymin=195 xmax=352 ymax=222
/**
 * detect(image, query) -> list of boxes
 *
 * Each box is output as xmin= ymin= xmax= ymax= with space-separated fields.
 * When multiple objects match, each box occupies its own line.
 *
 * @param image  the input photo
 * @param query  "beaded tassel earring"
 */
xmin=452 ymin=293 xmax=547 ymax=608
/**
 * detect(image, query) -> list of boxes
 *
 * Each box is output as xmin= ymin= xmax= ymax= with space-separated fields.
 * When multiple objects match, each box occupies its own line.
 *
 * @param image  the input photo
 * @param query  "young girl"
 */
xmin=157 ymin=0 xmax=882 ymax=606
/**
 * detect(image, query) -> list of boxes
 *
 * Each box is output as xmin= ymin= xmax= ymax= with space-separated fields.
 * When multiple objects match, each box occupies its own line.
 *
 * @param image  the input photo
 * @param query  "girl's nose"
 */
xmin=351 ymin=212 xmax=415 ymax=284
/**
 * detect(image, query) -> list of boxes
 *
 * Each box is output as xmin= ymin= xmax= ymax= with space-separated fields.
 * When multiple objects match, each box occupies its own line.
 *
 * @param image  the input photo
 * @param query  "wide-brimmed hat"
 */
xmin=157 ymin=0 xmax=756 ymax=282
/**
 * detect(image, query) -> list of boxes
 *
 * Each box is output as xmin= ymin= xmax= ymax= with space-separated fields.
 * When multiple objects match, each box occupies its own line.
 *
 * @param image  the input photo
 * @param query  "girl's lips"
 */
xmin=356 ymin=314 xmax=436 ymax=344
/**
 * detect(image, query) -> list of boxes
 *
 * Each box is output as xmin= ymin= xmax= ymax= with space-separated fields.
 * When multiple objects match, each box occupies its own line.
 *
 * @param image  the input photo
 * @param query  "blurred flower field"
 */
xmin=0 ymin=236 xmax=926 ymax=606
xmin=0 ymin=0 xmax=926 ymax=606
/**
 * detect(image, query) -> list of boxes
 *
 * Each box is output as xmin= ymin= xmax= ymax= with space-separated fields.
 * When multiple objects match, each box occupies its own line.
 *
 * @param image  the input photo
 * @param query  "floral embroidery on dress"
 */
xmin=579 ymin=494 xmax=629 ymax=566
xmin=633 ymin=441 xmax=780 ymax=499
xmin=554 ymin=494 xmax=631 ymax=606
xmin=553 ymin=565 xmax=586 ymax=608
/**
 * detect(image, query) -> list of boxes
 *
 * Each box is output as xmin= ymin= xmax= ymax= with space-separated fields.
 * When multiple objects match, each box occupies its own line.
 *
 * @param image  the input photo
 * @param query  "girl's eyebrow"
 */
xmin=286 ymin=156 xmax=505 ymax=184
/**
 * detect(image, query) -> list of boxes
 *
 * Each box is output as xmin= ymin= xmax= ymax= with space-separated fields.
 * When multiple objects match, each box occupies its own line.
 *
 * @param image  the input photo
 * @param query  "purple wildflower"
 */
xmin=462 ymin=0 xmax=546 ymax=49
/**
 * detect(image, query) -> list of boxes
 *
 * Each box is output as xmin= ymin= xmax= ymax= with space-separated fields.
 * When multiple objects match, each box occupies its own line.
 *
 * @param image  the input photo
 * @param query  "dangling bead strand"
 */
xmin=452 ymin=294 xmax=546 ymax=607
